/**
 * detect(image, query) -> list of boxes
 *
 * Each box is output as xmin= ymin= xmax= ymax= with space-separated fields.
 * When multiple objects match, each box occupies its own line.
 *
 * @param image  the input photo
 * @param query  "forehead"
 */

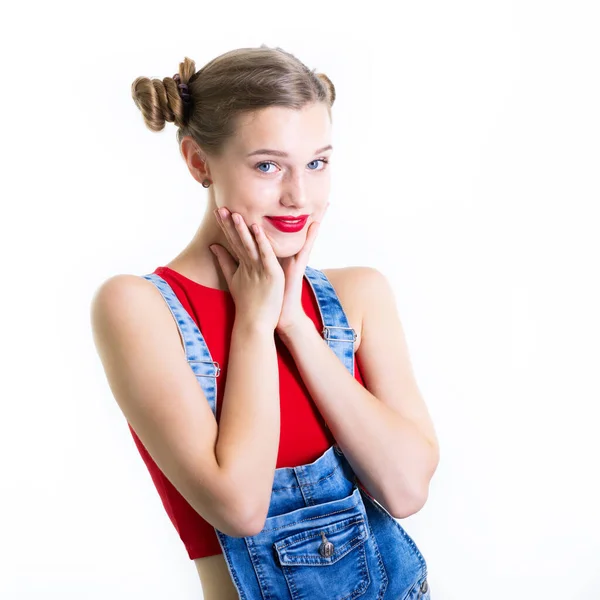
xmin=232 ymin=104 xmax=332 ymax=155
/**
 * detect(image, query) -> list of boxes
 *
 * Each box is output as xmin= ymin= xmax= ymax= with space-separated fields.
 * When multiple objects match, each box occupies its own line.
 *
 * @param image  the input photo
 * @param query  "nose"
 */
xmin=279 ymin=170 xmax=308 ymax=209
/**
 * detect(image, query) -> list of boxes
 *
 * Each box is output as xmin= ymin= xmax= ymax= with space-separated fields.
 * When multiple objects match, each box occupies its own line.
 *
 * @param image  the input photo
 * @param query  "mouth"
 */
xmin=265 ymin=215 xmax=309 ymax=233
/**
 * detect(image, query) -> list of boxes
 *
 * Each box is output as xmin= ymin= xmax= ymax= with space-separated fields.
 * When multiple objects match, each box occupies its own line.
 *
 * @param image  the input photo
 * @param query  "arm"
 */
xmin=90 ymin=274 xmax=279 ymax=537
xmin=215 ymin=317 xmax=280 ymax=532
xmin=277 ymin=267 xmax=439 ymax=518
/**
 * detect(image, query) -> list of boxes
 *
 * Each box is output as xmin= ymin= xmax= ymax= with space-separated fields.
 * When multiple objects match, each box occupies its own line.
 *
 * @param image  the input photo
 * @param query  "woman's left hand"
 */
xmin=274 ymin=203 xmax=330 ymax=336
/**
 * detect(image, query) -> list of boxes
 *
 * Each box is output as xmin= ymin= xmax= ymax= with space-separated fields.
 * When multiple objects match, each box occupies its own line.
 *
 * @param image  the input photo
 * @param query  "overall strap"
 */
xmin=304 ymin=266 xmax=356 ymax=378
xmin=141 ymin=274 xmax=220 ymax=415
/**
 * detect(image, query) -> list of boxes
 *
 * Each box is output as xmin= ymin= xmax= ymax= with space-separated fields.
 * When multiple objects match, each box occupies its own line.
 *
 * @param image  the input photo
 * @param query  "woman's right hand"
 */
xmin=209 ymin=207 xmax=285 ymax=332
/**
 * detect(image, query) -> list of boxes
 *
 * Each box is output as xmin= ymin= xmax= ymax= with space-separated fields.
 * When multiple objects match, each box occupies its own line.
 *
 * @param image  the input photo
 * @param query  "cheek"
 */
xmin=217 ymin=177 xmax=265 ymax=209
xmin=228 ymin=169 xmax=276 ymax=197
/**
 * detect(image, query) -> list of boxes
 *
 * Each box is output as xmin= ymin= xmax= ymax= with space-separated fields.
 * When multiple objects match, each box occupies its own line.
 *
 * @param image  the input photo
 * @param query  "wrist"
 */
xmin=233 ymin=317 xmax=275 ymax=337
xmin=276 ymin=315 xmax=314 ymax=340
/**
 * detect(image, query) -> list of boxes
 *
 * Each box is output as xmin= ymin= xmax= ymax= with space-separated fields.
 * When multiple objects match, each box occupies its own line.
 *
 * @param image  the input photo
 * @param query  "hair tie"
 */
xmin=172 ymin=73 xmax=191 ymax=104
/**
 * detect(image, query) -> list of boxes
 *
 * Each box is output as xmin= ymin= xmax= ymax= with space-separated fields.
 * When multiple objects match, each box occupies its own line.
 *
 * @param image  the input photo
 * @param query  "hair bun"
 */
xmin=316 ymin=72 xmax=336 ymax=105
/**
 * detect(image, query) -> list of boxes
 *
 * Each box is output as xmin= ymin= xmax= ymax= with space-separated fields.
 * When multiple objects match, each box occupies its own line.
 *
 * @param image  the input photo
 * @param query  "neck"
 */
xmin=167 ymin=202 xmax=233 ymax=291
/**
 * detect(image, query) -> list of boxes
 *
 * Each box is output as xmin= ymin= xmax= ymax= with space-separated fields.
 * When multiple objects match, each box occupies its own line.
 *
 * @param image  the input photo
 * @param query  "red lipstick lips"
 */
xmin=265 ymin=215 xmax=309 ymax=233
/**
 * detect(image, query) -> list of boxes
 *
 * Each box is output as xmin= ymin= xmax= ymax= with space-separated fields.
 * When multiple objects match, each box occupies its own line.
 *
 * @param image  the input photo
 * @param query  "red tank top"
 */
xmin=128 ymin=265 xmax=367 ymax=559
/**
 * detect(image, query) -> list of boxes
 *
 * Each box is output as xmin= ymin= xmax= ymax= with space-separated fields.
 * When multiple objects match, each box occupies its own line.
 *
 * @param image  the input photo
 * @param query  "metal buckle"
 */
xmin=322 ymin=326 xmax=357 ymax=342
xmin=189 ymin=359 xmax=221 ymax=378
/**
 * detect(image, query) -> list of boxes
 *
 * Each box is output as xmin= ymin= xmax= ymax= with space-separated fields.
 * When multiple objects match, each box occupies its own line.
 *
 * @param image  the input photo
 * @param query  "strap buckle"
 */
xmin=322 ymin=326 xmax=357 ymax=342
xmin=189 ymin=359 xmax=221 ymax=378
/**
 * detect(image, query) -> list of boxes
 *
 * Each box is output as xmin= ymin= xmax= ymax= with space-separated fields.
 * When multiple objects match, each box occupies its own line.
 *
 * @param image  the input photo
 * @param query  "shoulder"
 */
xmin=90 ymin=274 xmax=158 ymax=316
xmin=90 ymin=274 xmax=176 ymax=348
xmin=321 ymin=265 xmax=387 ymax=284
xmin=321 ymin=266 xmax=391 ymax=310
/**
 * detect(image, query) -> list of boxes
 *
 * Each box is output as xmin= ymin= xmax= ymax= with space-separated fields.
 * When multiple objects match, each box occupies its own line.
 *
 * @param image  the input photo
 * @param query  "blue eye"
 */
xmin=257 ymin=162 xmax=276 ymax=173
xmin=308 ymin=159 xmax=329 ymax=170
xmin=255 ymin=158 xmax=330 ymax=174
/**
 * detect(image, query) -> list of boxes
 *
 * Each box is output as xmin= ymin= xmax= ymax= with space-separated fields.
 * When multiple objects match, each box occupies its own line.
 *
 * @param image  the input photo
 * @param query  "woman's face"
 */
xmin=207 ymin=102 xmax=332 ymax=257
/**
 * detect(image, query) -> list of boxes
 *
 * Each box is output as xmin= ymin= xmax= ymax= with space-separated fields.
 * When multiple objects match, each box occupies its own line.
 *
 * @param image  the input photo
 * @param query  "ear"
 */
xmin=181 ymin=136 xmax=212 ymax=185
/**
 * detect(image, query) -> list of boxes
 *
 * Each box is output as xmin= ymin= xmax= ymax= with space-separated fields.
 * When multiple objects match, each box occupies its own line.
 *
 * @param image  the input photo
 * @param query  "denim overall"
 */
xmin=143 ymin=266 xmax=431 ymax=599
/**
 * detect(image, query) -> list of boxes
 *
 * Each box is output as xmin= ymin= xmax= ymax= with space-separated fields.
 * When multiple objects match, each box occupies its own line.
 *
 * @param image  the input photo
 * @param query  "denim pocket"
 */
xmin=274 ymin=515 xmax=371 ymax=599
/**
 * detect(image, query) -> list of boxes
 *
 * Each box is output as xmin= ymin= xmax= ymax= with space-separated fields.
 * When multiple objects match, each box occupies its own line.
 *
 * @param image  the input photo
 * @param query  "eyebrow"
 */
xmin=246 ymin=144 xmax=333 ymax=158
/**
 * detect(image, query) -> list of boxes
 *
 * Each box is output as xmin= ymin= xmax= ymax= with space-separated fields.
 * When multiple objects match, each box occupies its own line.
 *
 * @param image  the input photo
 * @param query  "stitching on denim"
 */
xmin=279 ymin=531 xmax=365 ymax=564
xmin=283 ymin=543 xmax=369 ymax=600
xmin=277 ymin=515 xmax=364 ymax=547
xmin=363 ymin=507 xmax=389 ymax=599
xmin=339 ymin=544 xmax=369 ymax=600
xmin=401 ymin=573 xmax=429 ymax=600
xmin=271 ymin=463 xmax=342 ymax=492
xmin=215 ymin=533 xmax=247 ymax=599
xmin=261 ymin=496 xmax=361 ymax=533
xmin=277 ymin=520 xmax=367 ymax=557
xmin=245 ymin=537 xmax=273 ymax=600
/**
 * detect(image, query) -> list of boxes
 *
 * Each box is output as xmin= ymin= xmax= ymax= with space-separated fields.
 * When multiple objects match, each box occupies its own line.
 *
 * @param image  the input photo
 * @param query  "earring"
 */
xmin=202 ymin=179 xmax=211 ymax=188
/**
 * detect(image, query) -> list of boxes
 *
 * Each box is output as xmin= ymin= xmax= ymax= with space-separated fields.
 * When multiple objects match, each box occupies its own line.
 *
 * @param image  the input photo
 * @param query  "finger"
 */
xmin=219 ymin=209 xmax=249 ymax=264
xmin=251 ymin=223 xmax=280 ymax=272
xmin=209 ymin=244 xmax=237 ymax=285
xmin=297 ymin=221 xmax=320 ymax=263
xmin=215 ymin=209 xmax=243 ymax=265
xmin=231 ymin=212 xmax=260 ymax=264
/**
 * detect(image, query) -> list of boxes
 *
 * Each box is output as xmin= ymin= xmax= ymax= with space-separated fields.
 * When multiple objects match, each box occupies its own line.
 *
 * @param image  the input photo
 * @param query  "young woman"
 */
xmin=91 ymin=45 xmax=439 ymax=599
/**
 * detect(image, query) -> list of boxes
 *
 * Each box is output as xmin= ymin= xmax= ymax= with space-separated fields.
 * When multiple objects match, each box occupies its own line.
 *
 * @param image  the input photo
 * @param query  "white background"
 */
xmin=1 ymin=1 xmax=599 ymax=598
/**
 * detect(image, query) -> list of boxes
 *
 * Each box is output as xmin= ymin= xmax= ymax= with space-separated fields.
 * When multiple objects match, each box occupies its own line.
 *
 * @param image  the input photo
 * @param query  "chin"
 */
xmin=270 ymin=236 xmax=307 ymax=259
xmin=275 ymin=248 xmax=302 ymax=259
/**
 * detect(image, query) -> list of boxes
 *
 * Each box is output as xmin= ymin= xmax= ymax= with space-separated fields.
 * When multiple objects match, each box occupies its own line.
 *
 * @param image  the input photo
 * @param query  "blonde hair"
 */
xmin=131 ymin=45 xmax=336 ymax=157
